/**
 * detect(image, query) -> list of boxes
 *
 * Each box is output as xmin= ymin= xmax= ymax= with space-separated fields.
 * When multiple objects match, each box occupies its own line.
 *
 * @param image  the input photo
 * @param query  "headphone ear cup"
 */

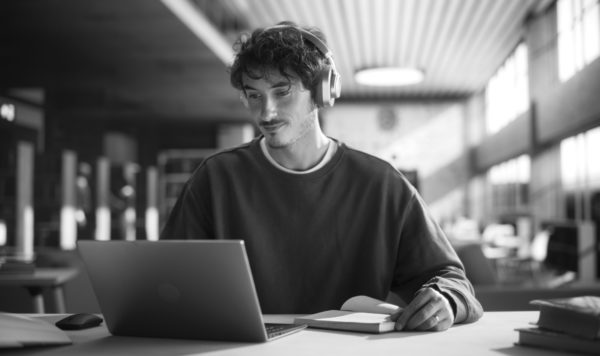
xmin=316 ymin=68 xmax=333 ymax=108
xmin=331 ymin=70 xmax=341 ymax=100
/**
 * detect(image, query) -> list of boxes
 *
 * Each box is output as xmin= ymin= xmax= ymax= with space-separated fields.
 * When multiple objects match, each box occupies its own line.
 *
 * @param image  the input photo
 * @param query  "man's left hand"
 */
xmin=390 ymin=287 xmax=454 ymax=331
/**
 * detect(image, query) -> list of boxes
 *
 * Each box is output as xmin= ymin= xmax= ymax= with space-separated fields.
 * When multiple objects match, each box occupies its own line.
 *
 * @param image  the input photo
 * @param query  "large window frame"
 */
xmin=560 ymin=126 xmax=600 ymax=220
xmin=557 ymin=0 xmax=600 ymax=82
xmin=485 ymin=43 xmax=530 ymax=135
xmin=488 ymin=154 xmax=531 ymax=215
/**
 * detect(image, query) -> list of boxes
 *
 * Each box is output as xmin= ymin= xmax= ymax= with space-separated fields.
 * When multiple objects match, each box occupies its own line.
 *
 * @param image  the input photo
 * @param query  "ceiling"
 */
xmin=0 ymin=0 xmax=553 ymax=124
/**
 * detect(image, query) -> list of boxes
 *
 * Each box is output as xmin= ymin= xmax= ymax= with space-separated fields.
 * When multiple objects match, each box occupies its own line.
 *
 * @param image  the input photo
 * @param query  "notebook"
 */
xmin=77 ymin=240 xmax=306 ymax=342
xmin=0 ymin=313 xmax=72 ymax=348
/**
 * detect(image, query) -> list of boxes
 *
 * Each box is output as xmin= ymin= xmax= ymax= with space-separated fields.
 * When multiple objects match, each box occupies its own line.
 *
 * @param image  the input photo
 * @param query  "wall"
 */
xmin=527 ymin=3 xmax=600 ymax=231
xmin=459 ymin=2 xmax=600 ymax=230
xmin=322 ymin=101 xmax=470 ymax=221
xmin=322 ymin=3 xmax=600 ymax=231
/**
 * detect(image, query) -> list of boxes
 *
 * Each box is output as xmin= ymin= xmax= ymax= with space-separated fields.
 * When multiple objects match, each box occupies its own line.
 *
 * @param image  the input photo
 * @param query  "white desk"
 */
xmin=1 ymin=312 xmax=575 ymax=355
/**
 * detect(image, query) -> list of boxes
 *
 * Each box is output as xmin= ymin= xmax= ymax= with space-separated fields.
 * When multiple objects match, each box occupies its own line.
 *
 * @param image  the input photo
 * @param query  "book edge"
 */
xmin=516 ymin=327 xmax=600 ymax=353
xmin=294 ymin=312 xmax=395 ymax=334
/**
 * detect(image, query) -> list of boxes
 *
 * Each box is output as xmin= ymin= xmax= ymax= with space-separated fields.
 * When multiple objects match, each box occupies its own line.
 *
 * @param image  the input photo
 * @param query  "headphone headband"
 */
xmin=260 ymin=24 xmax=341 ymax=107
xmin=263 ymin=25 xmax=333 ymax=59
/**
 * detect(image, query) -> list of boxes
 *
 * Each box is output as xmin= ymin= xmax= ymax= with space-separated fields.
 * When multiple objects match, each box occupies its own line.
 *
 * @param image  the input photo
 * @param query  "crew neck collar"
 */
xmin=259 ymin=137 xmax=338 ymax=174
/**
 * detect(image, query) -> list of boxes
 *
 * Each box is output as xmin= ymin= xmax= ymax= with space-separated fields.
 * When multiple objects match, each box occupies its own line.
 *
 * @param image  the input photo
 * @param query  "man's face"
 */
xmin=242 ymin=69 xmax=317 ymax=148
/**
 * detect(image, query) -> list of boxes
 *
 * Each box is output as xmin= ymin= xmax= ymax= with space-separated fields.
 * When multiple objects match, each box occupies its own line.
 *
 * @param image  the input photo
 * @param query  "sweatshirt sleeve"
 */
xmin=391 ymin=193 xmax=483 ymax=324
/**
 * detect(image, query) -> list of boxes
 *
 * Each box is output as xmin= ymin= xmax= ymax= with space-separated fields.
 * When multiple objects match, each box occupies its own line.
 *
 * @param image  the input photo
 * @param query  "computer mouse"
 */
xmin=55 ymin=313 xmax=103 ymax=330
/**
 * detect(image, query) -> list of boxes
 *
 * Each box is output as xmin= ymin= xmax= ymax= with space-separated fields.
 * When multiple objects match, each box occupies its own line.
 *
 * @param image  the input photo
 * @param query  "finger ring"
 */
xmin=433 ymin=314 xmax=440 ymax=323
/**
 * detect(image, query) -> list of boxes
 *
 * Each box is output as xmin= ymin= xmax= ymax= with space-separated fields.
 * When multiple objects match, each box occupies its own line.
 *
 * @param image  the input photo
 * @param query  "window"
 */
xmin=560 ymin=126 xmax=600 ymax=219
xmin=557 ymin=0 xmax=600 ymax=82
xmin=485 ymin=43 xmax=530 ymax=135
xmin=488 ymin=155 xmax=531 ymax=213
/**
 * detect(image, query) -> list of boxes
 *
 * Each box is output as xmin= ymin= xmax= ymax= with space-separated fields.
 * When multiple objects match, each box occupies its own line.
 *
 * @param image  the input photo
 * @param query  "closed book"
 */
xmin=516 ymin=327 xmax=600 ymax=355
xmin=294 ymin=295 xmax=400 ymax=334
xmin=530 ymin=296 xmax=600 ymax=339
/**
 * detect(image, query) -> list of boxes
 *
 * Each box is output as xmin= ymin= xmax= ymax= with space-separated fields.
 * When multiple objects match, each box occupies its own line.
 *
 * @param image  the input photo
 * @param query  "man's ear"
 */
xmin=239 ymin=92 xmax=249 ymax=108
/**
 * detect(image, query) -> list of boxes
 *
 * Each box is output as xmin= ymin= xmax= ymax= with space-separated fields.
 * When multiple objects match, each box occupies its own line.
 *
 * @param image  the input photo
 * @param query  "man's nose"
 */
xmin=261 ymin=96 xmax=277 ymax=119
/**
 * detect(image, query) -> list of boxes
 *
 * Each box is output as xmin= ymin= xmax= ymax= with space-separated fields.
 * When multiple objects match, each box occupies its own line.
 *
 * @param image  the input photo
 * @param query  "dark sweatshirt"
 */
xmin=161 ymin=137 xmax=483 ymax=323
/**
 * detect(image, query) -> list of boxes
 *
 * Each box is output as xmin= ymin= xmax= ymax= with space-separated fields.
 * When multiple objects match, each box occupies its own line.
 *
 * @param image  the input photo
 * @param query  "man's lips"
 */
xmin=260 ymin=120 xmax=286 ymax=132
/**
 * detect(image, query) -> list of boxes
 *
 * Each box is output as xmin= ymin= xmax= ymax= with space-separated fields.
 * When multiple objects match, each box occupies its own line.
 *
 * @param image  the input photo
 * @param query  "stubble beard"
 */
xmin=265 ymin=110 xmax=318 ymax=150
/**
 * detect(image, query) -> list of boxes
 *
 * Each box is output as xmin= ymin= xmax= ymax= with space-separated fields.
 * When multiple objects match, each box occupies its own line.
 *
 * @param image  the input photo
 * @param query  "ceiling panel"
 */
xmin=229 ymin=0 xmax=544 ymax=99
xmin=0 ymin=0 xmax=554 ymax=122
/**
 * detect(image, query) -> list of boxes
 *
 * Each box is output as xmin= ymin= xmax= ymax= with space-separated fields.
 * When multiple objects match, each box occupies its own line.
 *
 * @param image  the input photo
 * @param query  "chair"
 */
xmin=455 ymin=243 xmax=498 ymax=286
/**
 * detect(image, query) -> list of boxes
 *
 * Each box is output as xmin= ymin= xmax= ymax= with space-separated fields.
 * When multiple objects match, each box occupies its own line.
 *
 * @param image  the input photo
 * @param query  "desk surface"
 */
xmin=0 ymin=311 xmax=579 ymax=356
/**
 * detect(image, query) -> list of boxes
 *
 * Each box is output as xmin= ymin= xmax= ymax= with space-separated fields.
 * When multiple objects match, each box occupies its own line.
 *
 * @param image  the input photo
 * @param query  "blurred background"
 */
xmin=1 ymin=0 xmax=600 ymax=313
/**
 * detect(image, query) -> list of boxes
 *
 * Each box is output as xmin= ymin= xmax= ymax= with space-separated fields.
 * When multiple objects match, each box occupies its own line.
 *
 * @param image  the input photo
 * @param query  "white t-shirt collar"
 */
xmin=260 ymin=137 xmax=337 ymax=174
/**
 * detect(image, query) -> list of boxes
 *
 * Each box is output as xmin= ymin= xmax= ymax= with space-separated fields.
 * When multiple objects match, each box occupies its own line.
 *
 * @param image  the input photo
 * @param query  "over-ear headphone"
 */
xmin=261 ymin=25 xmax=341 ymax=108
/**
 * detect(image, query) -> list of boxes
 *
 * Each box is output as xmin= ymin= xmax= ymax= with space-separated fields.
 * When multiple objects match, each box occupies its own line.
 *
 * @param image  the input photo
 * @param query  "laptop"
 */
xmin=77 ymin=240 xmax=306 ymax=342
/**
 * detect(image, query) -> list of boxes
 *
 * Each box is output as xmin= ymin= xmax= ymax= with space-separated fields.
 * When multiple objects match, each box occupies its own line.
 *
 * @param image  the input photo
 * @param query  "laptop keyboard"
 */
xmin=265 ymin=323 xmax=304 ymax=339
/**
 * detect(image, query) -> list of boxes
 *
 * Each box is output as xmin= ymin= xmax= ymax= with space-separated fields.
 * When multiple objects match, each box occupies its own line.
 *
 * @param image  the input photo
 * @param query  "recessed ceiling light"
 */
xmin=355 ymin=67 xmax=425 ymax=86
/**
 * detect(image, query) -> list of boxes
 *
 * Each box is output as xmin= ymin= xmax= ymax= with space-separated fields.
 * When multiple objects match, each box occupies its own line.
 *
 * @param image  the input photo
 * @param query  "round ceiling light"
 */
xmin=354 ymin=67 xmax=425 ymax=86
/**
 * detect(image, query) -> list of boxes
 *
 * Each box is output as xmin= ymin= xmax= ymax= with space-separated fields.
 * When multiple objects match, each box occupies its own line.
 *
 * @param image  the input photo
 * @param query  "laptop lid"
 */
xmin=78 ymin=240 xmax=295 ymax=342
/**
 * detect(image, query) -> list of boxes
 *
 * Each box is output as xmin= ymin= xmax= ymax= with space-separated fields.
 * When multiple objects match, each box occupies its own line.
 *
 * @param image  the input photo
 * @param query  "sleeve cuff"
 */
xmin=423 ymin=284 xmax=467 ymax=324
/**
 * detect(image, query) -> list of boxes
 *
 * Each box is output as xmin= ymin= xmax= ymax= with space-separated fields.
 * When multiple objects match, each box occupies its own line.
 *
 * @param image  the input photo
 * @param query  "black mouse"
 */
xmin=55 ymin=313 xmax=103 ymax=330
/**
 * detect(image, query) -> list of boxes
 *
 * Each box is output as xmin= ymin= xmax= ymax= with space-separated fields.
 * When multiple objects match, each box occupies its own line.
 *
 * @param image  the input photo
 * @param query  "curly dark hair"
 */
xmin=229 ymin=21 xmax=329 ymax=103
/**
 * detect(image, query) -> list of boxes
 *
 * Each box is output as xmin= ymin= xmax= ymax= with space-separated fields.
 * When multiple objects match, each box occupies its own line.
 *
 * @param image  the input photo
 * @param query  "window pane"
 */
xmin=488 ymin=155 xmax=531 ymax=213
xmin=485 ymin=43 xmax=529 ymax=135
xmin=561 ymin=136 xmax=578 ymax=189
xmin=586 ymin=127 xmax=600 ymax=187
xmin=574 ymin=0 xmax=583 ymax=20
xmin=558 ymin=0 xmax=573 ymax=33
xmin=574 ymin=21 xmax=585 ymax=70
xmin=557 ymin=0 xmax=600 ymax=82
xmin=517 ymin=155 xmax=531 ymax=184
xmin=583 ymin=3 xmax=600 ymax=63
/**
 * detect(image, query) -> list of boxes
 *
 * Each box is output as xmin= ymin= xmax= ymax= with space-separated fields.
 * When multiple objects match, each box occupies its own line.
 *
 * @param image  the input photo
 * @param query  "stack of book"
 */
xmin=516 ymin=295 xmax=600 ymax=354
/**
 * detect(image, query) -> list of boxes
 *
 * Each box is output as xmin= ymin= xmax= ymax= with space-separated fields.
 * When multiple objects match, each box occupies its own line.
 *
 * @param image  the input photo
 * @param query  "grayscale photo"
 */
xmin=1 ymin=0 xmax=599 ymax=354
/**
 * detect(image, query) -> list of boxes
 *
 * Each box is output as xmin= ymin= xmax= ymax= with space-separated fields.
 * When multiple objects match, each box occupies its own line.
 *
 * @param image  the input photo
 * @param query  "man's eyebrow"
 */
xmin=242 ymin=81 xmax=291 ymax=91
xmin=271 ymin=81 xmax=292 ymax=88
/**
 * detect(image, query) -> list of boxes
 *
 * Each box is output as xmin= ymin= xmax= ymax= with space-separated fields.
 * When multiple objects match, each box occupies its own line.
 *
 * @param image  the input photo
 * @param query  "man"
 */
xmin=161 ymin=22 xmax=483 ymax=331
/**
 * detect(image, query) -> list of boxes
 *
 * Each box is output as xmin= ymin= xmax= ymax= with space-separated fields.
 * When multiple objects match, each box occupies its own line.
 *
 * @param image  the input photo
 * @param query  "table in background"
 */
xmin=0 ymin=268 xmax=78 ymax=313
xmin=0 ymin=311 xmax=580 ymax=356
